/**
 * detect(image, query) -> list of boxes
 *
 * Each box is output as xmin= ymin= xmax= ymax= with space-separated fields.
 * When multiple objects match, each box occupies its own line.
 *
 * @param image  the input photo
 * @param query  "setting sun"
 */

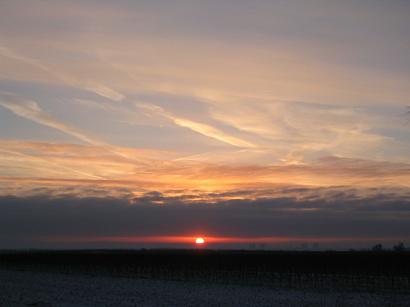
xmin=195 ymin=237 xmax=205 ymax=245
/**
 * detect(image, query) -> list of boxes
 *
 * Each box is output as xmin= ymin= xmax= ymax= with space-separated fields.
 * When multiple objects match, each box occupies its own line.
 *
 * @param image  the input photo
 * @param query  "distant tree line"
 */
xmin=371 ymin=242 xmax=407 ymax=252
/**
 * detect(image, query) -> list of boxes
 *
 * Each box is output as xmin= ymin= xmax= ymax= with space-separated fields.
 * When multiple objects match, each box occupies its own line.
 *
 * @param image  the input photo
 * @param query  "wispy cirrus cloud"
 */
xmin=136 ymin=103 xmax=256 ymax=148
xmin=0 ymin=93 xmax=159 ymax=169
xmin=0 ymin=92 xmax=104 ymax=145
xmin=0 ymin=47 xmax=124 ymax=102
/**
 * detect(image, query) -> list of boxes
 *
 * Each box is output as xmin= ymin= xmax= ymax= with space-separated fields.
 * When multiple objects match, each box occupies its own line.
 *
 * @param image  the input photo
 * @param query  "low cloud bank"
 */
xmin=1 ymin=186 xmax=409 ymax=248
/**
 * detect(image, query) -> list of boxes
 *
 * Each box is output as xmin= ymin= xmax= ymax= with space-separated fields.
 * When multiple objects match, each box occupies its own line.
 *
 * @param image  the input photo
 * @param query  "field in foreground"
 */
xmin=1 ymin=268 xmax=410 ymax=307
xmin=1 ymin=250 xmax=410 ymax=292
xmin=1 ymin=250 xmax=410 ymax=306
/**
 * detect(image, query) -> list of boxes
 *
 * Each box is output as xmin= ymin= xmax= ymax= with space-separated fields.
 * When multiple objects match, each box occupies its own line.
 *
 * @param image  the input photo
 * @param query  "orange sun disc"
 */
xmin=195 ymin=237 xmax=205 ymax=244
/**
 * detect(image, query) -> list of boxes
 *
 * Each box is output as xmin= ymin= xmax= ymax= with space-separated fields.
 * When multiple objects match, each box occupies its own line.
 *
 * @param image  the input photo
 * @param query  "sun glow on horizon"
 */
xmin=195 ymin=237 xmax=205 ymax=245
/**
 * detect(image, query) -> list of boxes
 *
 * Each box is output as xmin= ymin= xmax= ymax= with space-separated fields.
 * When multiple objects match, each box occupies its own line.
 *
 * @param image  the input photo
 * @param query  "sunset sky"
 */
xmin=0 ymin=0 xmax=409 ymax=249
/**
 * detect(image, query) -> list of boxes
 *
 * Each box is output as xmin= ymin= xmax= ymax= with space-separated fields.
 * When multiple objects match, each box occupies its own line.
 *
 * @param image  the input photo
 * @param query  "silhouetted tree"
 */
xmin=393 ymin=242 xmax=405 ymax=252
xmin=372 ymin=243 xmax=383 ymax=252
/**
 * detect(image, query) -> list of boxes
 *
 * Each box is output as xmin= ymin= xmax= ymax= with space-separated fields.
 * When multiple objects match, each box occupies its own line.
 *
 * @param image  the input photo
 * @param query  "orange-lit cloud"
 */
xmin=0 ymin=140 xmax=409 ymax=199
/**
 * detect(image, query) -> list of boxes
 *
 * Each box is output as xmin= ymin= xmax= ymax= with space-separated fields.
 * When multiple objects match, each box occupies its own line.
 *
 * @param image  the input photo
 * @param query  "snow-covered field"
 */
xmin=1 ymin=268 xmax=409 ymax=307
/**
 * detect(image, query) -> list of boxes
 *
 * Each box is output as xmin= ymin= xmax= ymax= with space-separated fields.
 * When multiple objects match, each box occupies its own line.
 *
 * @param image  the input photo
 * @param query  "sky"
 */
xmin=0 ymin=0 xmax=409 ymax=249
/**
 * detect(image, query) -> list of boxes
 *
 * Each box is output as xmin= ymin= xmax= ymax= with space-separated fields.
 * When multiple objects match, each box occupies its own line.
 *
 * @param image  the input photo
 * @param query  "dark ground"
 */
xmin=2 ymin=268 xmax=410 ymax=307
xmin=1 ymin=249 xmax=410 ymax=293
